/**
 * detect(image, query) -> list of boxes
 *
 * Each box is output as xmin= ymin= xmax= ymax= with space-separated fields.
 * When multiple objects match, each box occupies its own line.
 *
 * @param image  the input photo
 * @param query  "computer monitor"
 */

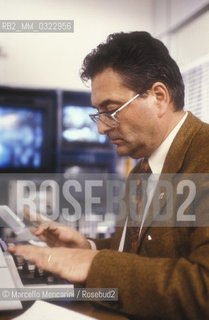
xmin=62 ymin=105 xmax=106 ymax=145
xmin=61 ymin=91 xmax=110 ymax=149
xmin=0 ymin=106 xmax=44 ymax=169
xmin=0 ymin=87 xmax=57 ymax=173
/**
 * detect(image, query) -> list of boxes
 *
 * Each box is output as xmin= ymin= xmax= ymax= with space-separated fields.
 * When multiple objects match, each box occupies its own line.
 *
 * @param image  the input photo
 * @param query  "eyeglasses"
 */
xmin=89 ymin=93 xmax=140 ymax=128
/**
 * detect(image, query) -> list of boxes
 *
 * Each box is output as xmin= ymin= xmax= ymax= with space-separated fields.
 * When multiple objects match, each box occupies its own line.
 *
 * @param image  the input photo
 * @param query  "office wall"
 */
xmin=0 ymin=0 xmax=153 ymax=91
xmin=151 ymin=0 xmax=209 ymax=125
xmin=152 ymin=0 xmax=209 ymax=68
xmin=170 ymin=9 xmax=209 ymax=68
xmin=152 ymin=0 xmax=209 ymax=36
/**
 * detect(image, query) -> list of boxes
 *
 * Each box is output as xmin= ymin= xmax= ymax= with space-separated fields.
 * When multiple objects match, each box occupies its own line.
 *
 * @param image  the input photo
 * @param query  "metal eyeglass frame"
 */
xmin=89 ymin=93 xmax=140 ymax=128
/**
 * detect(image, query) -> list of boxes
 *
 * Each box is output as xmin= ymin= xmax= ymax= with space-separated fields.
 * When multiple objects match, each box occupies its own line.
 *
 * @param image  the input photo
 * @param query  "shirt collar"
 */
xmin=148 ymin=112 xmax=188 ymax=174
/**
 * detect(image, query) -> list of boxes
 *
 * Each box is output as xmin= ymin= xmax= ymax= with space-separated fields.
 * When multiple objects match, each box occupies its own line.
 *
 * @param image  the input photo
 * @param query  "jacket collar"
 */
xmin=161 ymin=112 xmax=202 ymax=174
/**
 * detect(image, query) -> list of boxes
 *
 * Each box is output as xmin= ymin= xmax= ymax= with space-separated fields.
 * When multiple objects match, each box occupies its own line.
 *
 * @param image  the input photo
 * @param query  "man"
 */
xmin=9 ymin=32 xmax=209 ymax=319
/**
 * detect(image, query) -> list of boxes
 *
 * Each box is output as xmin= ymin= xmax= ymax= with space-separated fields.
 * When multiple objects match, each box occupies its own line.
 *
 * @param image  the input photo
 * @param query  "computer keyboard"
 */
xmin=0 ymin=240 xmax=74 ymax=311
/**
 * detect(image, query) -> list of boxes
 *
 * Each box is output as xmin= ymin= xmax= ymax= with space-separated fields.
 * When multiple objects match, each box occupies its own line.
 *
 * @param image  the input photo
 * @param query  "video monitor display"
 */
xmin=62 ymin=105 xmax=107 ymax=145
xmin=0 ymin=107 xmax=44 ymax=169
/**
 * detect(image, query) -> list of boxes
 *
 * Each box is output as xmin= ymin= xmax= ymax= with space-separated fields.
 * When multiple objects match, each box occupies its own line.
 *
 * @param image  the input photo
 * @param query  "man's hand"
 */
xmin=31 ymin=224 xmax=91 ymax=249
xmin=8 ymin=245 xmax=98 ymax=283
xmin=24 ymin=207 xmax=91 ymax=250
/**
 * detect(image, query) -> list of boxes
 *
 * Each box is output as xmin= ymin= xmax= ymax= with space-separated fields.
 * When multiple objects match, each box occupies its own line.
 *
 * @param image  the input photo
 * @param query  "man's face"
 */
xmin=91 ymin=68 xmax=164 ymax=158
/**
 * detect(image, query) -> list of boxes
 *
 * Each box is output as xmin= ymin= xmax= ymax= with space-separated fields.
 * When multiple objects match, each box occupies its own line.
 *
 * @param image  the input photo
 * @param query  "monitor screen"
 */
xmin=62 ymin=105 xmax=107 ymax=145
xmin=0 ymin=107 xmax=44 ymax=169
xmin=0 ymin=87 xmax=57 ymax=173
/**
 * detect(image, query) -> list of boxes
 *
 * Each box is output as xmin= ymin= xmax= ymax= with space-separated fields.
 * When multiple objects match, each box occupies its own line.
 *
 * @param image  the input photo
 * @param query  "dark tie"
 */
xmin=123 ymin=157 xmax=152 ymax=253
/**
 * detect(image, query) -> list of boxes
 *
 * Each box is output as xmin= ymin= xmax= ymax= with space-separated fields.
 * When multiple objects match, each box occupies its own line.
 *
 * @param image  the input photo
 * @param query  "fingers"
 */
xmin=30 ymin=225 xmax=59 ymax=247
xmin=23 ymin=207 xmax=52 ymax=227
xmin=8 ymin=244 xmax=38 ymax=262
xmin=8 ymin=245 xmax=52 ymax=271
xmin=30 ymin=223 xmax=84 ymax=249
xmin=8 ymin=245 xmax=68 ymax=277
xmin=8 ymin=244 xmax=60 ymax=279
xmin=31 ymin=225 xmax=48 ymax=236
xmin=8 ymin=244 xmax=99 ymax=283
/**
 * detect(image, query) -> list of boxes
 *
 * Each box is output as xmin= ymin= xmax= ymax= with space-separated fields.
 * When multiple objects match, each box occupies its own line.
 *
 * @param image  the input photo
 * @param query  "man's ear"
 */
xmin=151 ymin=82 xmax=170 ymax=118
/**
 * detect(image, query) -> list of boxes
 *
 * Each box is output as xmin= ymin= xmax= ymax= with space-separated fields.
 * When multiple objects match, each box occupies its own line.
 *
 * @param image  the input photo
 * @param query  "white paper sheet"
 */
xmin=12 ymin=300 xmax=97 ymax=320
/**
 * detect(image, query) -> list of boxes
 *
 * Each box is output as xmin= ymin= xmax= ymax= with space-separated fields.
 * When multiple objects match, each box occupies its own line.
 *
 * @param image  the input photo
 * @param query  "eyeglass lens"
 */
xmin=93 ymin=113 xmax=119 ymax=128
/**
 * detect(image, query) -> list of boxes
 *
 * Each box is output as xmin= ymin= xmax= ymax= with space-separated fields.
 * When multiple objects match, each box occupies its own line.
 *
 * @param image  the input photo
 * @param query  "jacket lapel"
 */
xmin=137 ymin=112 xmax=203 ymax=249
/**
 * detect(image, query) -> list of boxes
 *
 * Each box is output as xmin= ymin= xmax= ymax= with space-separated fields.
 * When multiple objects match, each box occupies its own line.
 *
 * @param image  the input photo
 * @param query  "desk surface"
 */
xmin=0 ymin=301 xmax=129 ymax=320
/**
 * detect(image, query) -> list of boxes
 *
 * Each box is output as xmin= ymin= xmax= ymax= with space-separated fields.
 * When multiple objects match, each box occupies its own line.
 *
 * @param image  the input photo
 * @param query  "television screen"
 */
xmin=0 ymin=86 xmax=57 ymax=173
xmin=0 ymin=107 xmax=44 ymax=169
xmin=62 ymin=105 xmax=106 ymax=145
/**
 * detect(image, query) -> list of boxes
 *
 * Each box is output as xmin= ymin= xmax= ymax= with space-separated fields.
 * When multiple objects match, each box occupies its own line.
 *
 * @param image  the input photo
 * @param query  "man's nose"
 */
xmin=97 ymin=119 xmax=112 ymax=135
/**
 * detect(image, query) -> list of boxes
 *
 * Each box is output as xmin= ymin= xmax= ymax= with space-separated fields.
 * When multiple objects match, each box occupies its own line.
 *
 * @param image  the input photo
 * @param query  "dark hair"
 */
xmin=81 ymin=31 xmax=184 ymax=110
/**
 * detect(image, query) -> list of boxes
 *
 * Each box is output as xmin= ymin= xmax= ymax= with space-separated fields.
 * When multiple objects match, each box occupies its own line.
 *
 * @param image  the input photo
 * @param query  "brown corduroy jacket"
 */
xmin=86 ymin=112 xmax=209 ymax=320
